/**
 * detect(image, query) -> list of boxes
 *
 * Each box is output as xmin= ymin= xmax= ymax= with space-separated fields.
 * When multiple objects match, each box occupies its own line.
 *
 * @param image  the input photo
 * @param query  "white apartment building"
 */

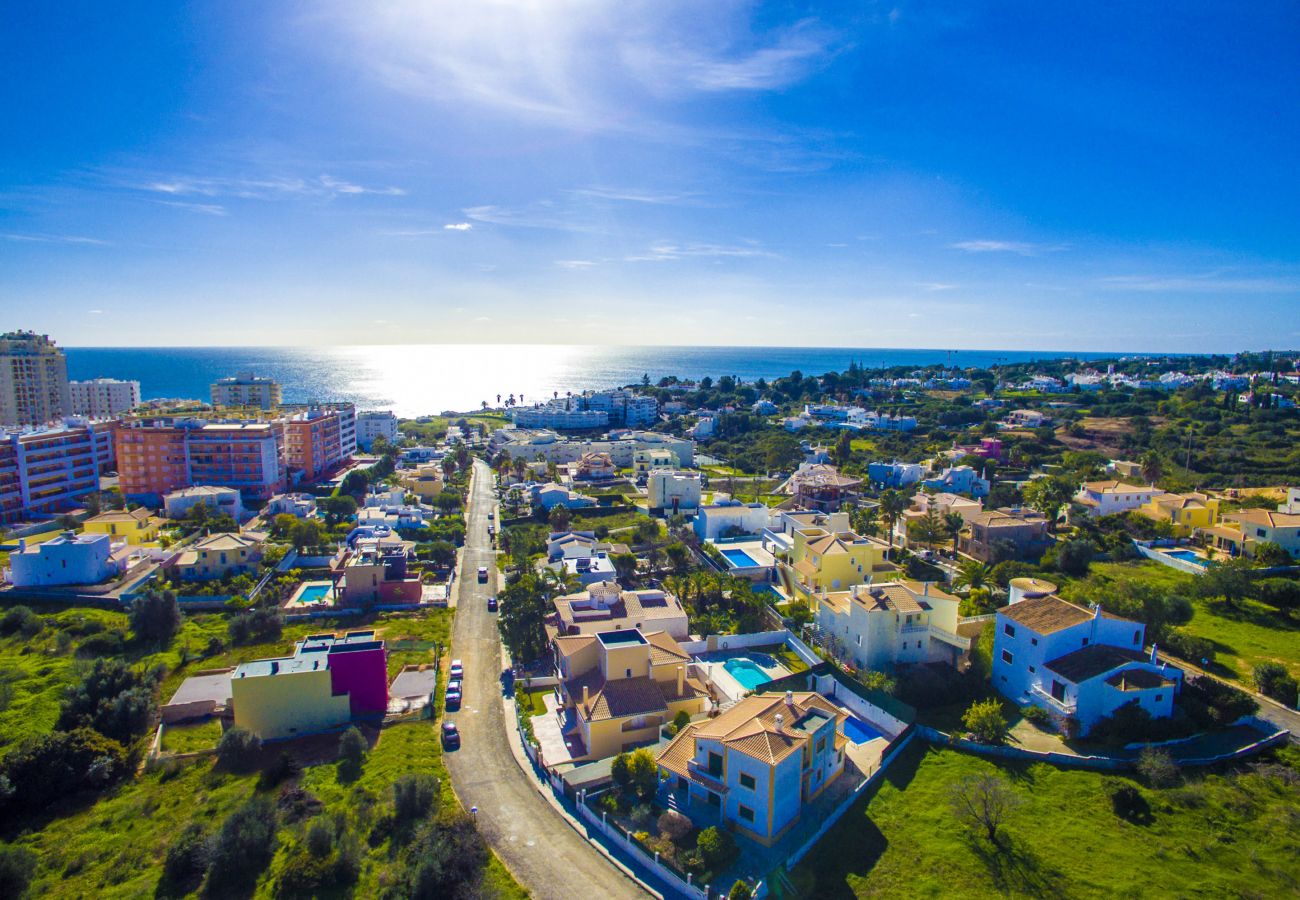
xmin=693 ymin=497 xmax=774 ymax=541
xmin=164 ymin=485 xmax=245 ymax=521
xmin=814 ymin=580 xmax=970 ymax=671
xmin=210 ymin=372 xmax=281 ymax=410
xmin=993 ymin=593 xmax=1181 ymax=735
xmin=646 ymin=469 xmax=702 ymax=514
xmin=6 ymin=531 xmax=126 ymax=587
xmin=511 ymin=405 xmax=609 ymax=429
xmin=355 ymin=410 xmax=399 ymax=449
xmin=69 ymin=378 xmax=141 ymax=417
xmin=0 ymin=331 xmax=70 ymax=427
xmin=494 ymin=428 xmax=693 ymax=468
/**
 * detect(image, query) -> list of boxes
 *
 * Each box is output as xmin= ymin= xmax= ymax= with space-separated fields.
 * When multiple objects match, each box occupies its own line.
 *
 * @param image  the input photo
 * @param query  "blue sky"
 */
xmin=2 ymin=1 xmax=1298 ymax=351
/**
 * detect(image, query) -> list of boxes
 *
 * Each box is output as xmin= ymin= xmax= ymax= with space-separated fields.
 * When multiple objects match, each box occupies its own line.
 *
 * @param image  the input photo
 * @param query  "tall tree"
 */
xmin=878 ymin=490 xmax=908 ymax=559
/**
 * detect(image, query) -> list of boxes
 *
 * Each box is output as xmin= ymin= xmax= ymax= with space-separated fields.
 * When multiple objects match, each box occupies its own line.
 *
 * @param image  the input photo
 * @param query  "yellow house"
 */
xmin=784 ymin=527 xmax=889 ymax=601
xmin=552 ymin=629 xmax=709 ymax=760
xmin=169 ymin=532 xmax=264 ymax=581
xmin=1137 ymin=492 xmax=1220 ymax=536
xmin=82 ymin=507 xmax=161 ymax=544
xmin=402 ymin=464 xmax=444 ymax=502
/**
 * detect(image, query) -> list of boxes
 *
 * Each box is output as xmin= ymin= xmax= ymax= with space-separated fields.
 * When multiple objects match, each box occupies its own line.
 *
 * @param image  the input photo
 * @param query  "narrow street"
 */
xmin=443 ymin=459 xmax=650 ymax=900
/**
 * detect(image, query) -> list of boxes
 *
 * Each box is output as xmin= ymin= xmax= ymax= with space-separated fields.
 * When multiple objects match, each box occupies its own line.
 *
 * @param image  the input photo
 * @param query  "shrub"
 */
xmin=658 ymin=809 xmax=692 ymax=843
xmin=1162 ymin=628 xmax=1215 ymax=667
xmin=729 ymin=879 xmax=753 ymax=899
xmin=0 ymin=606 xmax=42 ymax=638
xmin=672 ymin=709 xmax=693 ymax=732
xmin=338 ymin=726 xmax=367 ymax=778
xmin=1182 ymin=675 xmax=1258 ymax=729
xmin=306 ymin=818 xmax=335 ymax=858
xmin=1254 ymin=577 xmax=1300 ymax=611
xmin=1136 ymin=747 xmax=1181 ymax=788
xmin=128 ymin=590 xmax=182 ymax=646
xmin=1252 ymin=541 xmax=1293 ymax=568
xmin=962 ymin=698 xmax=1008 ymax=744
xmin=227 ymin=608 xmax=282 ymax=646
xmin=216 ymin=726 xmax=262 ymax=772
xmin=206 ymin=796 xmax=279 ymax=894
xmin=393 ymin=773 xmax=439 ymax=824
xmin=1253 ymin=662 xmax=1300 ymax=707
xmin=57 ymin=657 xmax=160 ymax=743
xmin=0 ymin=727 xmax=130 ymax=815
xmin=696 ymin=825 xmax=737 ymax=870
xmin=0 ymin=842 xmax=37 ymax=899
xmin=259 ymin=751 xmax=301 ymax=789
xmin=630 ymin=803 xmax=654 ymax=828
xmin=392 ymin=810 xmax=488 ymax=898
xmin=1108 ymin=782 xmax=1150 ymax=821
xmin=1021 ymin=705 xmax=1052 ymax=727
xmin=161 ymin=822 xmax=211 ymax=894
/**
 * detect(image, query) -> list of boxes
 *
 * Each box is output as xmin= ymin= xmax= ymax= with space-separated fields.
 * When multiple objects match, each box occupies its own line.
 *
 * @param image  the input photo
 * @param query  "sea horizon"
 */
xmin=62 ymin=343 xmax=1172 ymax=418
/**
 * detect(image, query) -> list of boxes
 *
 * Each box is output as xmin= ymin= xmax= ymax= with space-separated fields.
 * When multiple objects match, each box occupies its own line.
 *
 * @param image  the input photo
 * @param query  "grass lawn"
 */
xmin=518 ymin=686 xmax=551 ymax=717
xmin=569 ymin=509 xmax=660 ymax=535
xmin=13 ymin=720 xmax=526 ymax=898
xmin=1067 ymin=562 xmax=1300 ymax=682
xmin=160 ymin=718 xmax=223 ymax=754
xmin=788 ymin=742 xmax=1300 ymax=899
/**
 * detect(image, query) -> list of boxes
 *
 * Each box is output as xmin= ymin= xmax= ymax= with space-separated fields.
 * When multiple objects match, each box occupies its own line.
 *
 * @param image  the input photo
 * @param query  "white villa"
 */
xmin=1074 ymin=481 xmax=1164 ymax=517
xmin=646 ymin=469 xmax=702 ymax=514
xmin=694 ymin=497 xmax=774 ymax=541
xmin=6 ymin=532 xmax=128 ymax=587
xmin=813 ymin=580 xmax=974 ymax=671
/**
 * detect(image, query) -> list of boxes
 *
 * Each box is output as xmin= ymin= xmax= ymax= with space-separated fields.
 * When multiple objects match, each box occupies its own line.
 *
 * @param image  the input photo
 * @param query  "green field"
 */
xmin=789 ymin=742 xmax=1300 ymax=899
xmin=1068 ymin=562 xmax=1300 ymax=681
xmin=160 ymin=719 xmax=223 ymax=754
xmin=13 ymin=720 xmax=526 ymax=898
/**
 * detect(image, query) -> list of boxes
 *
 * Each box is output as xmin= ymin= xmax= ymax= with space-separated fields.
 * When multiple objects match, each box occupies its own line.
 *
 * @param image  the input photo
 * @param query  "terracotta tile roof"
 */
xmin=1000 ymin=595 xmax=1101 ymax=635
xmin=726 ymin=729 xmax=803 ymax=765
xmin=657 ymin=723 xmax=703 ymax=781
xmin=644 ymin=630 xmax=691 ymax=665
xmin=1045 ymin=645 xmax=1148 ymax=683
xmin=86 ymin=507 xmax=154 ymax=525
xmin=1081 ymin=480 xmax=1156 ymax=494
xmin=1105 ymin=668 xmax=1175 ymax=691
xmin=1226 ymin=508 xmax=1300 ymax=529
xmin=193 ymin=532 xmax=261 ymax=552
xmin=569 ymin=670 xmax=707 ymax=723
xmin=968 ymin=508 xmax=1046 ymax=528
xmin=553 ymin=634 xmax=597 ymax=657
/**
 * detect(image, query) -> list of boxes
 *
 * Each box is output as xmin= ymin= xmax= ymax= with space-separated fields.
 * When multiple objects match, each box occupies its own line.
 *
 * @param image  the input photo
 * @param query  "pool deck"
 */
xmin=694 ymin=649 xmax=792 ymax=703
xmin=285 ymin=579 xmax=338 ymax=609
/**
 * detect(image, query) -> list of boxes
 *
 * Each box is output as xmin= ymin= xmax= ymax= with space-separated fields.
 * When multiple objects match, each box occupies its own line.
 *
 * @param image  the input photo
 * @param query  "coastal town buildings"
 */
xmin=958 ymin=508 xmax=1053 ymax=562
xmin=230 ymin=631 xmax=389 ymax=740
xmin=657 ymin=691 xmax=847 ymax=845
xmin=282 ymin=404 xmax=356 ymax=482
xmin=118 ymin=419 xmax=286 ymax=501
xmin=492 ymin=428 xmax=693 ymax=468
xmin=355 ymin=410 xmax=399 ymax=449
xmin=646 ymin=469 xmax=702 ymax=514
xmin=552 ymin=628 xmax=707 ymax=760
xmin=210 ymin=372 xmax=282 ymax=410
xmin=0 ymin=418 xmax=117 ymax=523
xmin=993 ymin=592 xmax=1182 ymax=735
xmin=82 ymin=506 xmax=161 ymax=544
xmin=693 ymin=497 xmax=773 ymax=541
xmin=784 ymin=463 xmax=863 ymax=512
xmin=163 ymin=485 xmax=245 ymax=521
xmin=68 ymin=378 xmax=141 ymax=417
xmin=813 ymin=579 xmax=970 ymax=670
xmin=1074 ymin=481 xmax=1164 ymax=517
xmin=165 ymin=532 xmax=264 ymax=581
xmin=0 ymin=331 xmax=70 ymax=427
xmin=5 ymin=531 xmax=128 ymax=587
xmin=551 ymin=580 xmax=691 ymax=641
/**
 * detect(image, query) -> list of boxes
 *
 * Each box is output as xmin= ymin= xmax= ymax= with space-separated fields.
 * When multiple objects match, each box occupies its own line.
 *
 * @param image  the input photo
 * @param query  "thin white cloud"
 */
xmin=2 ymin=233 xmax=109 ymax=245
xmin=89 ymin=309 xmax=104 ymax=314
xmin=570 ymin=187 xmax=691 ymax=205
xmin=949 ymin=240 xmax=1064 ymax=256
xmin=915 ymin=282 xmax=958 ymax=292
xmin=137 ymin=174 xmax=404 ymax=201
xmin=1098 ymin=273 xmax=1300 ymax=293
xmin=156 ymin=200 xmax=228 ymax=216
xmin=443 ymin=222 xmax=473 ymax=231
xmin=626 ymin=242 xmax=774 ymax=262
xmin=555 ymin=259 xmax=596 ymax=269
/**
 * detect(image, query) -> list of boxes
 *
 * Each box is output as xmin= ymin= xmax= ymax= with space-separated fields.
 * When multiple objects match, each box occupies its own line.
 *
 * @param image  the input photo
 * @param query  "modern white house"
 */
xmin=813 ymin=580 xmax=972 ymax=670
xmin=657 ymin=691 xmax=847 ymax=846
xmin=920 ymin=465 xmax=990 ymax=499
xmin=6 ymin=532 xmax=127 ymax=587
xmin=693 ymin=497 xmax=774 ymax=541
xmin=265 ymin=492 xmax=317 ymax=519
xmin=992 ymin=593 xmax=1182 ymax=735
xmin=163 ymin=485 xmax=246 ymax=521
xmin=493 ymin=428 xmax=693 ymax=468
xmin=1074 ymin=481 xmax=1164 ymax=517
xmin=533 ymin=483 xmax=597 ymax=511
xmin=646 ymin=469 xmax=702 ymax=514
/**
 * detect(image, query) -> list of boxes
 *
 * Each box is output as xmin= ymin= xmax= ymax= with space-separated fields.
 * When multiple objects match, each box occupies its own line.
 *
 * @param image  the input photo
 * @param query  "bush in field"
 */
xmin=216 ymin=726 xmax=262 ymax=772
xmin=658 ymin=810 xmax=693 ymax=843
xmin=696 ymin=825 xmax=737 ymax=870
xmin=0 ymin=727 xmax=130 ymax=815
xmin=1254 ymin=662 xmax=1300 ymax=707
xmin=0 ymin=842 xmax=37 ymax=899
xmin=206 ymin=797 xmax=279 ymax=895
xmin=1136 ymin=747 xmax=1181 ymax=788
xmin=160 ymin=822 xmax=211 ymax=896
xmin=393 ymin=773 xmax=440 ymax=824
xmin=962 ymin=698 xmax=1008 ymax=744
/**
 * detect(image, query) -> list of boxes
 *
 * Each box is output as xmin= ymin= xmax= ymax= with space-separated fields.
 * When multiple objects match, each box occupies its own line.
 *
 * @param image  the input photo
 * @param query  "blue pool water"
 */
xmin=724 ymin=657 xmax=773 ymax=691
xmin=1164 ymin=550 xmax=1209 ymax=568
xmin=720 ymin=548 xmax=760 ymax=567
xmin=297 ymin=584 xmax=332 ymax=602
xmin=843 ymin=717 xmax=886 ymax=744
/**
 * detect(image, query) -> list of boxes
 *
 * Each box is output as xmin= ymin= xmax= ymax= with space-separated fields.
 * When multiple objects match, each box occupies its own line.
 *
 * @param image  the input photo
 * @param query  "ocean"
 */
xmin=64 ymin=345 xmax=1109 ymax=418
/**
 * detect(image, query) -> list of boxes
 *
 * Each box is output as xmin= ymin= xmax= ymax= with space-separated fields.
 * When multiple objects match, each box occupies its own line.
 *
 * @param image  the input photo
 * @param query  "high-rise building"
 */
xmin=210 ymin=372 xmax=282 ymax=410
xmin=355 ymin=410 xmax=399 ymax=450
xmin=117 ymin=418 xmax=286 ymax=501
xmin=282 ymin=404 xmax=356 ymax=481
xmin=69 ymin=378 xmax=142 ymax=417
xmin=0 ymin=418 xmax=118 ymax=523
xmin=0 ymin=331 xmax=71 ymax=426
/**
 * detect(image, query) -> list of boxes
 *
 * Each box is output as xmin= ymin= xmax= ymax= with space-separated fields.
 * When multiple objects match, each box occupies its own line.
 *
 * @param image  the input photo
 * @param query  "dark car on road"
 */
xmin=446 ymin=679 xmax=462 ymax=708
xmin=442 ymin=720 xmax=460 ymax=749
xmin=487 ymin=595 xmax=498 ymax=612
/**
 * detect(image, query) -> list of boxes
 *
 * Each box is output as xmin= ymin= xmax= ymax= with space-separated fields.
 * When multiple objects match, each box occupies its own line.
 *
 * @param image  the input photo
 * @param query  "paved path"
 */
xmin=1156 ymin=651 xmax=1300 ymax=743
xmin=443 ymin=459 xmax=651 ymax=900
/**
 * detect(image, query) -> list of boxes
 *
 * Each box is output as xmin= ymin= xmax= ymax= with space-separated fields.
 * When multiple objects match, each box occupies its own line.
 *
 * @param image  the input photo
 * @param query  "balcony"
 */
xmin=1030 ymin=685 xmax=1076 ymax=715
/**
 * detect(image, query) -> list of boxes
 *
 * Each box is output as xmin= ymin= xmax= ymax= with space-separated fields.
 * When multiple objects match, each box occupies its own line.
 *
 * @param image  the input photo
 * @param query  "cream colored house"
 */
xmin=169 ymin=532 xmax=264 ymax=581
xmin=781 ymin=526 xmax=890 ymax=601
xmin=82 ymin=507 xmax=162 ymax=544
xmin=813 ymin=580 xmax=970 ymax=670
xmin=552 ymin=580 xmax=691 ymax=641
xmin=552 ymin=629 xmax=709 ymax=760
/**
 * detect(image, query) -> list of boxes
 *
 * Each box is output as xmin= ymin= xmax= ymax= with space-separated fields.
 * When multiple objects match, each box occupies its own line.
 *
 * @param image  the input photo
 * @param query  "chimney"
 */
xmin=785 ymin=690 xmax=794 ymax=707
xmin=1150 ymin=644 xmax=1158 ymax=665
xmin=17 ymin=539 xmax=25 ymax=552
xmin=922 ymin=581 xmax=929 ymax=597
xmin=582 ymin=684 xmax=590 ymax=710
xmin=677 ymin=665 xmax=685 ymax=695
xmin=775 ymin=713 xmax=784 ymax=732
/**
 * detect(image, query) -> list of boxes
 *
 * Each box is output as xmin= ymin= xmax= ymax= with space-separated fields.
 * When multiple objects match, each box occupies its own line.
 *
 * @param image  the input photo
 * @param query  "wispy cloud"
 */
xmin=1098 ymin=272 xmax=1300 ymax=293
xmin=156 ymin=200 xmax=228 ymax=216
xmin=137 ymin=174 xmax=404 ymax=201
xmin=569 ymin=187 xmax=691 ymax=205
xmin=555 ymin=259 xmax=596 ymax=269
xmin=915 ymin=282 xmax=958 ymax=292
xmin=626 ymin=242 xmax=774 ymax=262
xmin=3 ymin=232 xmax=109 ymax=245
xmin=949 ymin=239 xmax=1065 ymax=256
xmin=462 ymin=203 xmax=600 ymax=233
xmin=443 ymin=222 xmax=473 ymax=231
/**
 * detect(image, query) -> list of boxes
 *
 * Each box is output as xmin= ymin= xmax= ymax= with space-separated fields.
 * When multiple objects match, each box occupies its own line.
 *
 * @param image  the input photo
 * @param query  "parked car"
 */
xmin=446 ymin=679 xmax=462 ymax=707
xmin=477 ymin=566 xmax=488 ymax=582
xmin=487 ymin=595 xmax=498 ymax=612
xmin=442 ymin=720 xmax=460 ymax=748
xmin=450 ymin=659 xmax=463 ymax=680
xmin=488 ymin=510 xmax=495 ymax=520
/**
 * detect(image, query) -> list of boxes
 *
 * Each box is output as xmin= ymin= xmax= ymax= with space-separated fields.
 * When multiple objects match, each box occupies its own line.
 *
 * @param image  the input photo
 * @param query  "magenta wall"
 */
xmin=328 ymin=645 xmax=389 ymax=715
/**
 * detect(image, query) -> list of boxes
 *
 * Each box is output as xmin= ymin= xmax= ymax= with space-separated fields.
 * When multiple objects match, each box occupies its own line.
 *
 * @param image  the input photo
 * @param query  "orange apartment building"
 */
xmin=282 ymin=405 xmax=356 ymax=482
xmin=0 ymin=418 xmax=117 ymax=523
xmin=118 ymin=419 xmax=287 ymax=502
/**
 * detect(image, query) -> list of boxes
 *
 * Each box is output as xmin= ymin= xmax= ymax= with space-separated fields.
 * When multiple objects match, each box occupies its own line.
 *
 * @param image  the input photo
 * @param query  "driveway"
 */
xmin=442 ymin=459 xmax=650 ymax=900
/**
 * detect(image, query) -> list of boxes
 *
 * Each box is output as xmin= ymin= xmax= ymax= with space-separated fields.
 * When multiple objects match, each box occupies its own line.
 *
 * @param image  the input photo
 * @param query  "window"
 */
xmin=856 ymin=634 xmax=862 ymax=646
xmin=707 ymin=791 xmax=721 ymax=808
xmin=1051 ymin=680 xmax=1066 ymax=702
xmin=1133 ymin=630 xmax=1141 ymax=645
xmin=739 ymin=772 xmax=755 ymax=789
xmin=1001 ymin=650 xmax=1013 ymax=664
xmin=1155 ymin=694 xmax=1163 ymax=702
xmin=738 ymin=805 xmax=755 ymax=823
xmin=708 ymin=752 xmax=722 ymax=776
xmin=625 ymin=668 xmax=632 ymax=678
xmin=1028 ymin=665 xmax=1036 ymax=673
xmin=1003 ymin=623 xmax=1016 ymax=638
xmin=816 ymin=736 xmax=826 ymax=753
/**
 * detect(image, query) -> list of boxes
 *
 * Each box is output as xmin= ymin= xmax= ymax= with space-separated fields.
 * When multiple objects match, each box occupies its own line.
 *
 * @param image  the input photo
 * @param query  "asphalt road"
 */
xmin=443 ymin=459 xmax=650 ymax=900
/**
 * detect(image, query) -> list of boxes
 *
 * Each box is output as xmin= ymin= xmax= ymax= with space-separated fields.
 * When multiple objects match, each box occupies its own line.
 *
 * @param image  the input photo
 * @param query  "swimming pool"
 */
xmin=724 ymin=657 xmax=774 ymax=691
xmin=1163 ymin=550 xmax=1210 ymax=568
xmin=842 ymin=716 xmax=886 ymax=744
xmin=290 ymin=582 xmax=333 ymax=606
xmin=720 ymin=548 xmax=761 ymax=568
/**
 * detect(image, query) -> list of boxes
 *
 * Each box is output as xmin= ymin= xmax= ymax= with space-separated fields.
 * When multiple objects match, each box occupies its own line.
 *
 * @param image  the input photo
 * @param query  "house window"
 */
xmin=1051 ymin=680 xmax=1066 ymax=702
xmin=738 ymin=805 xmax=755 ymax=823
xmin=707 ymin=791 xmax=721 ymax=808
xmin=816 ymin=736 xmax=826 ymax=753
xmin=1030 ymin=637 xmax=1038 ymax=646
xmin=1003 ymin=623 xmax=1015 ymax=638
xmin=1001 ymin=650 xmax=1013 ymax=665
xmin=1133 ymin=630 xmax=1141 ymax=645
xmin=739 ymin=772 xmax=755 ymax=790
xmin=1082 ymin=638 xmax=1089 ymax=646
xmin=856 ymin=634 xmax=862 ymax=646
xmin=625 ymin=668 xmax=632 ymax=678
xmin=1155 ymin=694 xmax=1163 ymax=702
xmin=708 ymin=752 xmax=722 ymax=776
xmin=1028 ymin=665 xmax=1036 ymax=673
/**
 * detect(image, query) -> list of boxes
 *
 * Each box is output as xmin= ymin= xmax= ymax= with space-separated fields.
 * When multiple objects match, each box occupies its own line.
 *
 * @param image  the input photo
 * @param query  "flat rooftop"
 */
xmin=597 ymin=629 xmax=648 ymax=647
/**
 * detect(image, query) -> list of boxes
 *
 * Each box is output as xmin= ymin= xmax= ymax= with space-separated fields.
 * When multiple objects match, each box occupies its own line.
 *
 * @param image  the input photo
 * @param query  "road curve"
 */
xmin=443 ymin=459 xmax=650 ymax=900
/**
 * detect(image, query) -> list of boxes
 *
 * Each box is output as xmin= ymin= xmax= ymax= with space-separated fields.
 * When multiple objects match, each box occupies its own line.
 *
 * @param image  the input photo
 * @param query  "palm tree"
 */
xmin=955 ymin=560 xmax=990 ymax=592
xmin=944 ymin=511 xmax=966 ymax=551
xmin=648 ymin=547 xmax=666 ymax=576
xmin=1140 ymin=450 xmax=1164 ymax=486
xmin=878 ymin=489 xmax=908 ymax=560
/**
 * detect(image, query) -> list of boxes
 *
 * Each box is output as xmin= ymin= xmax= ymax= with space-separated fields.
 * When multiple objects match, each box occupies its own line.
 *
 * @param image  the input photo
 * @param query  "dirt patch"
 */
xmin=1055 ymin=417 xmax=1152 ymax=456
